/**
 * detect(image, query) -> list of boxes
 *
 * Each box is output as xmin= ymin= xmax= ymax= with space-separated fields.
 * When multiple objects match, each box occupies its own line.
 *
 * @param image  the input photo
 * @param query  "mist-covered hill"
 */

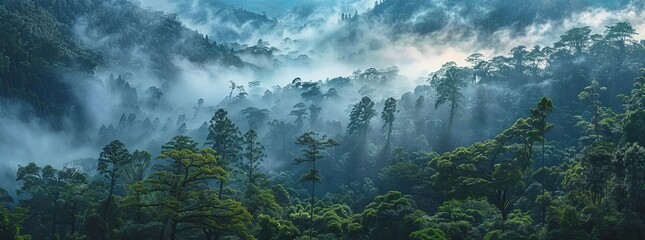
xmin=0 ymin=0 xmax=252 ymax=123
xmin=1 ymin=0 xmax=645 ymax=239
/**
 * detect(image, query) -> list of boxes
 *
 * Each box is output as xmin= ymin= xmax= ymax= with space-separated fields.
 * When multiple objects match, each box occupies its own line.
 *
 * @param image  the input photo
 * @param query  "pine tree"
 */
xmin=241 ymin=130 xmax=266 ymax=184
xmin=430 ymin=63 xmax=467 ymax=150
xmin=347 ymin=96 xmax=377 ymax=139
xmin=294 ymin=132 xmax=338 ymax=239
xmin=97 ymin=140 xmax=131 ymax=216
xmin=207 ymin=109 xmax=242 ymax=198
xmin=381 ymin=97 xmax=397 ymax=163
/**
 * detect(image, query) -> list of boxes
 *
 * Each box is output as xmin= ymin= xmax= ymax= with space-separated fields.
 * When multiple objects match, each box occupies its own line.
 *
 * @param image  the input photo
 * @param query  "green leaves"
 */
xmin=0 ymin=205 xmax=30 ymax=240
xmin=241 ymin=130 xmax=267 ymax=184
xmin=431 ymin=97 xmax=555 ymax=220
xmin=207 ymin=108 xmax=242 ymax=164
xmin=347 ymin=96 xmax=377 ymax=136
xmin=430 ymin=65 xmax=467 ymax=110
xmin=382 ymin=97 xmax=398 ymax=128
xmin=129 ymin=147 xmax=252 ymax=239
xmin=98 ymin=140 xmax=131 ymax=183
xmin=358 ymin=191 xmax=425 ymax=239
xmin=299 ymin=168 xmax=321 ymax=183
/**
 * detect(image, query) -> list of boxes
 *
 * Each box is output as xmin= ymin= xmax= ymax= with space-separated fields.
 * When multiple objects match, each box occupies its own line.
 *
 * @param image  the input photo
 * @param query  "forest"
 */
xmin=2 ymin=0 xmax=645 ymax=239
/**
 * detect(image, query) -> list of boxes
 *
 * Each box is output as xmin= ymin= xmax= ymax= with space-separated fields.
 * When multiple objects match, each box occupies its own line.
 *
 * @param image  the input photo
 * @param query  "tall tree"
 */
xmin=241 ymin=130 xmax=266 ymax=184
xmin=127 ymin=148 xmax=251 ymax=240
xmin=294 ymin=132 xmax=339 ymax=239
xmin=578 ymin=80 xmax=608 ymax=143
xmin=530 ymin=96 xmax=554 ymax=225
xmin=604 ymin=22 xmax=637 ymax=61
xmin=161 ymin=135 xmax=199 ymax=153
xmin=193 ymin=98 xmax=204 ymax=119
xmin=97 ymin=140 xmax=131 ymax=216
xmin=207 ymin=109 xmax=242 ymax=198
xmin=510 ymin=45 xmax=529 ymax=74
xmin=556 ymin=26 xmax=592 ymax=54
xmin=290 ymin=102 xmax=308 ymax=130
xmin=228 ymin=81 xmax=237 ymax=102
xmin=0 ymin=204 xmax=30 ymax=240
xmin=622 ymin=143 xmax=645 ymax=214
xmin=240 ymin=107 xmax=270 ymax=130
xmin=381 ymin=97 xmax=398 ymax=163
xmin=308 ymin=104 xmax=322 ymax=128
xmin=430 ymin=63 xmax=467 ymax=149
xmin=580 ymin=142 xmax=614 ymax=206
xmin=431 ymin=138 xmax=523 ymax=221
xmin=121 ymin=150 xmax=151 ymax=187
xmin=347 ymin=96 xmax=377 ymax=139
xmin=531 ymin=97 xmax=555 ymax=186
xmin=16 ymin=163 xmax=90 ymax=239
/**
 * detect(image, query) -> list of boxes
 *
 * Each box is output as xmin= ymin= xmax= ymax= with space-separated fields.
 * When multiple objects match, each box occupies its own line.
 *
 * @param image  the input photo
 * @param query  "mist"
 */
xmin=1 ymin=0 xmax=644 ymax=189
xmin=2 ymin=1 xmax=645 ymax=238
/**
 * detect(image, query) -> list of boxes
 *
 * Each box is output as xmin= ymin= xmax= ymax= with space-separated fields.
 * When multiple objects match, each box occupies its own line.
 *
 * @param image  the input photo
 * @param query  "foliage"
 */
xmin=347 ymin=96 xmax=377 ymax=137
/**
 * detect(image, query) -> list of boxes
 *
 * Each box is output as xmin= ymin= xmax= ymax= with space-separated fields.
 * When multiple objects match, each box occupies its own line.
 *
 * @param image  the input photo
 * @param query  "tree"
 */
xmin=15 ymin=163 xmax=90 ymax=239
xmin=242 ymin=184 xmax=282 ymax=217
xmin=604 ymin=22 xmax=637 ymax=61
xmin=308 ymin=104 xmax=322 ymax=128
xmin=265 ymin=120 xmax=297 ymax=160
xmin=290 ymin=102 xmax=309 ymax=130
xmin=358 ymin=191 xmax=426 ymax=240
xmin=257 ymin=214 xmax=300 ymax=240
xmin=240 ymin=107 xmax=270 ymax=130
xmin=0 ymin=188 xmax=12 ymax=203
xmin=207 ymin=109 xmax=242 ymax=198
xmin=431 ymin=138 xmax=524 ymax=221
xmin=415 ymin=95 xmax=425 ymax=113
xmin=146 ymin=86 xmax=163 ymax=109
xmin=228 ymin=81 xmax=237 ymax=102
xmin=347 ymin=96 xmax=377 ymax=139
xmin=97 ymin=140 xmax=131 ymax=216
xmin=300 ymin=82 xmax=323 ymax=103
xmin=121 ymin=150 xmax=151 ymax=187
xmin=466 ymin=53 xmax=487 ymax=83
xmin=556 ymin=26 xmax=592 ymax=54
xmin=577 ymin=80 xmax=608 ymax=143
xmin=162 ymin=135 xmax=199 ymax=153
xmin=294 ymin=132 xmax=339 ymax=239
xmin=193 ymin=98 xmax=204 ymax=119
xmin=381 ymin=97 xmax=398 ymax=163
xmin=127 ymin=148 xmax=251 ymax=240
xmin=526 ymin=45 xmax=545 ymax=77
xmin=621 ymin=70 xmax=645 ymax=146
xmin=510 ymin=45 xmax=529 ymax=74
xmin=580 ymin=142 xmax=614 ymax=205
xmin=622 ymin=143 xmax=645 ymax=214
xmin=531 ymin=97 xmax=554 ymax=191
xmin=241 ymin=130 xmax=266 ymax=184
xmin=430 ymin=64 xmax=467 ymax=149
xmin=0 ymin=205 xmax=30 ymax=240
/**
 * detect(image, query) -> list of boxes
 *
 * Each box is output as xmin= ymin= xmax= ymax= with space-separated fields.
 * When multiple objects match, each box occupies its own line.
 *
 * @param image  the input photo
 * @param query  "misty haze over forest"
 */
xmin=1 ymin=0 xmax=645 ymax=239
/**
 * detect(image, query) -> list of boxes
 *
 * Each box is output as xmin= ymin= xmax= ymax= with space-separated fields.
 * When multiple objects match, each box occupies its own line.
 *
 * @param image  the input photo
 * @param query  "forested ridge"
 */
xmin=0 ymin=0 xmax=245 ymax=123
xmin=2 ymin=0 xmax=645 ymax=240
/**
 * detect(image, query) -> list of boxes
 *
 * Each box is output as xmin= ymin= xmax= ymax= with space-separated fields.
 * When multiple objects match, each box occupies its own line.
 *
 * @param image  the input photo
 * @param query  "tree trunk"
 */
xmin=218 ymin=180 xmax=224 ymax=199
xmin=541 ymin=121 xmax=547 ymax=226
xmin=447 ymin=101 xmax=456 ymax=150
xmin=170 ymin=220 xmax=177 ymax=240
xmin=310 ymin=159 xmax=316 ymax=240
xmin=249 ymin=150 xmax=254 ymax=184
xmin=387 ymin=123 xmax=393 ymax=163
xmin=71 ymin=203 xmax=77 ymax=235
xmin=103 ymin=178 xmax=116 ymax=217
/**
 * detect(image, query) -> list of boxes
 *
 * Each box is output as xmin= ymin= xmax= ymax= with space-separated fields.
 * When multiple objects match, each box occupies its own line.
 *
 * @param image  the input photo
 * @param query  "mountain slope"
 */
xmin=0 ymin=0 xmax=246 ymax=124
